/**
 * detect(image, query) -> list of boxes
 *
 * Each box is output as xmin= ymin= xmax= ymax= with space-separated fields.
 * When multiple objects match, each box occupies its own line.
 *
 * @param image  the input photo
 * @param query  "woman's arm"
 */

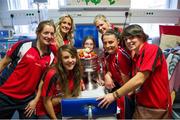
xmin=43 ymin=96 xmax=57 ymax=119
xmin=115 ymin=71 xmax=149 ymax=98
xmin=0 ymin=55 xmax=11 ymax=73
xmin=97 ymin=71 xmax=150 ymax=108
xmin=51 ymin=96 xmax=62 ymax=106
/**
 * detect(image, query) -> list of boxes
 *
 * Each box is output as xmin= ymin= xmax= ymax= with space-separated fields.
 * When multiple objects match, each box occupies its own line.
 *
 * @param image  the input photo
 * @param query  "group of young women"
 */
xmin=94 ymin=15 xmax=171 ymax=119
xmin=0 ymin=14 xmax=82 ymax=119
xmin=0 ymin=13 xmax=172 ymax=119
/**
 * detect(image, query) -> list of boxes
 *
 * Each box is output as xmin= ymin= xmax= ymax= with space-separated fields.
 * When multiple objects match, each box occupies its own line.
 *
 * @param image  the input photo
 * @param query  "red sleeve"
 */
xmin=6 ymin=41 xmax=23 ymax=57
xmin=139 ymin=45 xmax=161 ymax=72
xmin=41 ymin=68 xmax=57 ymax=97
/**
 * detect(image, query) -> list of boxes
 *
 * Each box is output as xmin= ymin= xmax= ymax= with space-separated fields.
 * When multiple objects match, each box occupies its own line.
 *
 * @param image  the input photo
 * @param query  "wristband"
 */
xmin=113 ymin=91 xmax=119 ymax=99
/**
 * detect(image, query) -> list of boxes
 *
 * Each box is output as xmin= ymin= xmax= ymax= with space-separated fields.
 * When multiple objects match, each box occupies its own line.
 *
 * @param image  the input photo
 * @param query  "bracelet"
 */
xmin=113 ymin=91 xmax=120 ymax=99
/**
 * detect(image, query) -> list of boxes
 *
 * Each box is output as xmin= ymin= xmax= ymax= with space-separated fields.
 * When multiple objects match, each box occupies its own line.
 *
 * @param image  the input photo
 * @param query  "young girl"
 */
xmin=79 ymin=36 xmax=97 ymax=58
xmin=36 ymin=45 xmax=83 ymax=119
xmin=79 ymin=36 xmax=104 ymax=87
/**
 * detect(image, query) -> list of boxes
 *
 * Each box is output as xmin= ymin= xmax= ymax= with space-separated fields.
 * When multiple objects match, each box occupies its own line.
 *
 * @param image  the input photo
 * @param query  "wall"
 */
xmin=178 ymin=0 xmax=180 ymax=24
xmin=0 ymin=0 xmax=180 ymax=26
xmin=0 ymin=9 xmax=180 ymax=26
xmin=0 ymin=0 xmax=8 ymax=28
xmin=0 ymin=0 xmax=8 ymax=12
xmin=65 ymin=0 xmax=130 ymax=7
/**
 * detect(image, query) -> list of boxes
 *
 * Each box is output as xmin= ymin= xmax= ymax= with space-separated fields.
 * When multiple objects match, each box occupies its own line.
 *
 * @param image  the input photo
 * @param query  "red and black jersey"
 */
xmin=132 ymin=42 xmax=171 ymax=109
xmin=105 ymin=47 xmax=132 ymax=119
xmin=0 ymin=40 xmax=54 ymax=99
xmin=36 ymin=68 xmax=75 ymax=116
xmin=105 ymin=47 xmax=131 ymax=85
xmin=36 ymin=68 xmax=60 ymax=116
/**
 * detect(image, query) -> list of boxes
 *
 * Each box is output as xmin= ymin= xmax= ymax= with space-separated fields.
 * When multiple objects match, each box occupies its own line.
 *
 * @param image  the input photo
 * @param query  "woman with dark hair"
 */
xmin=101 ymin=29 xmax=133 ymax=119
xmin=79 ymin=35 xmax=104 ymax=87
xmin=0 ymin=20 xmax=55 ymax=119
xmin=82 ymin=36 xmax=96 ymax=53
xmin=36 ymin=45 xmax=83 ymax=119
xmin=97 ymin=24 xmax=172 ymax=119
xmin=79 ymin=35 xmax=97 ymax=58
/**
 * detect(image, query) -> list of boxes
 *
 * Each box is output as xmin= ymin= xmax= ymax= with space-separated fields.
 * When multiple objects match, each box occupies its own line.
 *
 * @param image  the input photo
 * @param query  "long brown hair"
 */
xmin=56 ymin=45 xmax=82 ymax=97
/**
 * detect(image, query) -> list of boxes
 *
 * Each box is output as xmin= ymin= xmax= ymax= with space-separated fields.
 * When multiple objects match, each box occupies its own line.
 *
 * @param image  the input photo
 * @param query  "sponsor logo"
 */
xmin=26 ymin=54 xmax=35 ymax=59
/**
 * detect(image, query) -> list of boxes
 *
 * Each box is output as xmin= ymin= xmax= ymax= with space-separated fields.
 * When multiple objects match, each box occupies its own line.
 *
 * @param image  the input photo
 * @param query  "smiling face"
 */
xmin=59 ymin=16 xmax=72 ymax=35
xmin=95 ymin=19 xmax=110 ymax=34
xmin=61 ymin=50 xmax=76 ymax=71
xmin=122 ymin=24 xmax=148 ymax=53
xmin=125 ymin=36 xmax=144 ymax=53
xmin=83 ymin=38 xmax=95 ymax=52
xmin=38 ymin=25 xmax=55 ymax=45
xmin=102 ymin=34 xmax=119 ymax=54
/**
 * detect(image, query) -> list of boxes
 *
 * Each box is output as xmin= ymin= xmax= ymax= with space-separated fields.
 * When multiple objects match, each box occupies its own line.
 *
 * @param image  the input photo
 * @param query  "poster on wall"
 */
xmin=65 ymin=0 xmax=130 ymax=7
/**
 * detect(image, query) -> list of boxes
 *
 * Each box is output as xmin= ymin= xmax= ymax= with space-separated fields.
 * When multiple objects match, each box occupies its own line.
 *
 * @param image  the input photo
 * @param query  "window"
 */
xmin=7 ymin=0 xmax=59 ymax=34
xmin=7 ymin=0 xmax=59 ymax=10
xmin=14 ymin=23 xmax=37 ymax=34
xmin=131 ymin=0 xmax=169 ymax=9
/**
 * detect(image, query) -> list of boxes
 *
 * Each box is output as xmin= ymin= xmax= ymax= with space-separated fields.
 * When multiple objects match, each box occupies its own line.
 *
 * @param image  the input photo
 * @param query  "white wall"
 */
xmin=0 ymin=8 xmax=180 ymax=26
xmin=1 ymin=0 xmax=180 ymax=27
xmin=0 ymin=0 xmax=180 ymax=26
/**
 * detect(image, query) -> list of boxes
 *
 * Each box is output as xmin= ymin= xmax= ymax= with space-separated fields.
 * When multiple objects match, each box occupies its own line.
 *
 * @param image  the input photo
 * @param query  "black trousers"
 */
xmin=0 ymin=92 xmax=36 ymax=119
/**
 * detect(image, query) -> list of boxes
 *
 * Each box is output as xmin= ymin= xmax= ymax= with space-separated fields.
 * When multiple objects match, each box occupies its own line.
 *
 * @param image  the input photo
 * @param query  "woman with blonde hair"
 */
xmin=55 ymin=14 xmax=75 ymax=48
xmin=93 ymin=14 xmax=122 ymax=35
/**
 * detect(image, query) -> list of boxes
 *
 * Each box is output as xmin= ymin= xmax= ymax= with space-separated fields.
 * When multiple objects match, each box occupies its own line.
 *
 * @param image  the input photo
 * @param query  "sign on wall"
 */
xmin=65 ymin=0 xmax=130 ymax=7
